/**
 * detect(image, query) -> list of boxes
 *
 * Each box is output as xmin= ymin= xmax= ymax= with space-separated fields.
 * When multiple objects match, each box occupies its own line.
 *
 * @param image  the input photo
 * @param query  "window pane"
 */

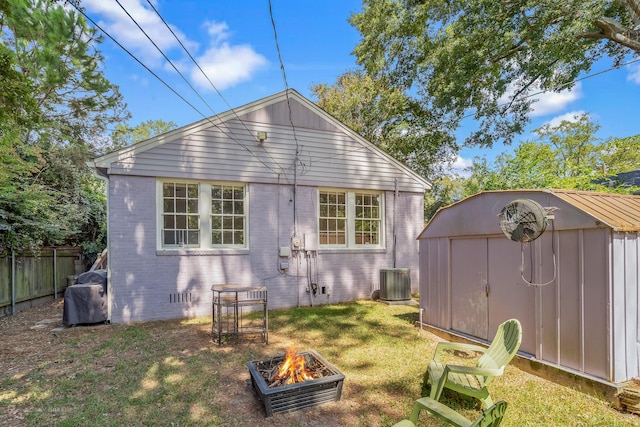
xmin=176 ymin=215 xmax=187 ymax=229
xmin=319 ymin=191 xmax=346 ymax=246
xmin=223 ymin=217 xmax=232 ymax=229
xmin=175 ymin=184 xmax=186 ymax=198
xmin=211 ymin=186 xmax=222 ymax=199
xmin=187 ymin=231 xmax=199 ymax=245
xmin=210 ymin=184 xmax=245 ymax=246
xmin=162 ymin=182 xmax=200 ymax=248
xmin=164 ymin=230 xmax=175 ymax=245
xmin=234 ymin=217 xmax=244 ymax=229
xmin=211 ymin=216 xmax=221 ymax=229
xmin=211 ymin=200 xmax=221 ymax=214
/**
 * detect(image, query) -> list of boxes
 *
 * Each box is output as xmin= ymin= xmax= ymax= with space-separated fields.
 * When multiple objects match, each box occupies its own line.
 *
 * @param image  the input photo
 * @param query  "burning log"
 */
xmin=254 ymin=347 xmax=335 ymax=387
xmin=246 ymin=349 xmax=345 ymax=416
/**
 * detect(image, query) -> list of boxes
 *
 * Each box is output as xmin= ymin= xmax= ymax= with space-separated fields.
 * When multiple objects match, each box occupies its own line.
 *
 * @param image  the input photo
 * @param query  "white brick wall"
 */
xmin=107 ymin=176 xmax=423 ymax=323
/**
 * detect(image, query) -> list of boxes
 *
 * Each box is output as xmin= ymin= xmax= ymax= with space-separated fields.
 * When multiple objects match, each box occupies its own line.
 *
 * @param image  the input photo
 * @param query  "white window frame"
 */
xmin=318 ymin=188 xmax=385 ymax=249
xmin=156 ymin=180 xmax=248 ymax=251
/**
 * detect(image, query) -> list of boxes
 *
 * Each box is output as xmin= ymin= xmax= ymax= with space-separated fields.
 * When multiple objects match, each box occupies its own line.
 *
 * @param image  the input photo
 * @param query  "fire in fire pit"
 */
xmin=246 ymin=348 xmax=345 ymax=417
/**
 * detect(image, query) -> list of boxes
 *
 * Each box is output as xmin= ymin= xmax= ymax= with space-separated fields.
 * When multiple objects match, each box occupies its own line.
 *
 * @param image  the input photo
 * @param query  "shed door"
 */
xmin=451 ymin=239 xmax=488 ymax=340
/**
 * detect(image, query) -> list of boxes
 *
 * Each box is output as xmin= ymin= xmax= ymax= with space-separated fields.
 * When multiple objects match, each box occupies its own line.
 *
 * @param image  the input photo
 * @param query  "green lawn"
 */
xmin=1 ymin=299 xmax=637 ymax=426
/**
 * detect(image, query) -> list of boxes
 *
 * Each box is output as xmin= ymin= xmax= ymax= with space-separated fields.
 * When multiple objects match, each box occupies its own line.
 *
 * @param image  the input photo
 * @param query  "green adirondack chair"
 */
xmin=392 ymin=398 xmax=508 ymax=427
xmin=426 ymin=319 xmax=522 ymax=409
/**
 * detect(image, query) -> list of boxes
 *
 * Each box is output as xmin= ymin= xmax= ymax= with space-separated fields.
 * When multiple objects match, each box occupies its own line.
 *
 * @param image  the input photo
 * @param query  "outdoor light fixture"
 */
xmin=257 ymin=131 xmax=267 ymax=142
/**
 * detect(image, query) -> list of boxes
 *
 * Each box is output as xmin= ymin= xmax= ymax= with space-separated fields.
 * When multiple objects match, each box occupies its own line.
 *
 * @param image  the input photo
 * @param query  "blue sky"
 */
xmin=80 ymin=0 xmax=640 ymax=174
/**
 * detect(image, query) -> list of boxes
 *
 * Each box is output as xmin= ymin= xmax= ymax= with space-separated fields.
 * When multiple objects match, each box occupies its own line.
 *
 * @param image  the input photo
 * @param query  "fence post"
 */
xmin=11 ymin=250 xmax=16 ymax=315
xmin=53 ymin=248 xmax=58 ymax=299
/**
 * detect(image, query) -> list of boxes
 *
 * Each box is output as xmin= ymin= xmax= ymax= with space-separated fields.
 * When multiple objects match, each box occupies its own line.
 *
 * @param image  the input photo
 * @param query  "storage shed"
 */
xmin=417 ymin=189 xmax=640 ymax=384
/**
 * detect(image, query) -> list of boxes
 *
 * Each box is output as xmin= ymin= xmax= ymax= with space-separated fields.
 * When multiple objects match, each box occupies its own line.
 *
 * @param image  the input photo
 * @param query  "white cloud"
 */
xmin=528 ymin=82 xmax=582 ymax=117
xmin=627 ymin=63 xmax=640 ymax=84
xmin=83 ymin=1 xmax=267 ymax=91
xmin=540 ymin=110 xmax=587 ymax=128
xmin=190 ymin=21 xmax=267 ymax=91
xmin=83 ymin=0 xmax=187 ymax=65
xmin=499 ymin=80 xmax=582 ymax=118
xmin=448 ymin=155 xmax=473 ymax=177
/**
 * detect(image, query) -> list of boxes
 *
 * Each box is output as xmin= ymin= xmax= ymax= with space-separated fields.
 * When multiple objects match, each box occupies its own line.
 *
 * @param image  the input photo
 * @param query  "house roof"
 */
xmin=418 ymin=189 xmax=640 ymax=239
xmin=91 ymin=89 xmax=430 ymax=191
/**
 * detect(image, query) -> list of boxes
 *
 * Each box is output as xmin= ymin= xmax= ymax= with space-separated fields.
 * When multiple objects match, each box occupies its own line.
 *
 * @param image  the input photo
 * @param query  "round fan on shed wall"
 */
xmin=498 ymin=199 xmax=548 ymax=243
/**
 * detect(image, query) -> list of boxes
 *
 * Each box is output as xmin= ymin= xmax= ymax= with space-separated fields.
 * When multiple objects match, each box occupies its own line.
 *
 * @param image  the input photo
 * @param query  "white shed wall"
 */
xmin=417 ymin=192 xmax=638 ymax=383
xmin=612 ymin=232 xmax=640 ymax=382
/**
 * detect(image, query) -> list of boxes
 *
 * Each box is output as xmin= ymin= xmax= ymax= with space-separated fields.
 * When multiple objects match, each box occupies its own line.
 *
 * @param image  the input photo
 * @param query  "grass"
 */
xmin=1 ymin=299 xmax=638 ymax=426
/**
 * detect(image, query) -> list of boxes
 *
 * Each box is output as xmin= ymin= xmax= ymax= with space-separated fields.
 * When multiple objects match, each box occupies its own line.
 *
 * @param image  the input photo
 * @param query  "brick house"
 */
xmin=91 ymin=89 xmax=429 ymax=323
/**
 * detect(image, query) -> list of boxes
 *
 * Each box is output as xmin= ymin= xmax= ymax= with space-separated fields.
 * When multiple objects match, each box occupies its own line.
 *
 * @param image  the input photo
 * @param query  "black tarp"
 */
xmin=63 ymin=270 xmax=108 ymax=326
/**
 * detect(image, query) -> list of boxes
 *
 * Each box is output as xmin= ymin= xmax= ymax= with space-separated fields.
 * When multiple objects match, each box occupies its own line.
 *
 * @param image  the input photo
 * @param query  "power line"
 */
xmin=113 ymin=0 xmax=219 ymax=120
xmin=142 ymin=0 xmax=286 ymax=177
xmin=268 ymin=0 xmax=301 ymax=150
xmin=63 ymin=0 xmax=282 ymax=176
xmin=465 ymin=57 xmax=640 ymax=122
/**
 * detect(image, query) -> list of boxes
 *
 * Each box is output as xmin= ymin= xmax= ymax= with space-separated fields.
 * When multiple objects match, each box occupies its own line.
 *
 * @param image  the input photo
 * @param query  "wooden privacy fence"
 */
xmin=0 ymin=247 xmax=83 ymax=316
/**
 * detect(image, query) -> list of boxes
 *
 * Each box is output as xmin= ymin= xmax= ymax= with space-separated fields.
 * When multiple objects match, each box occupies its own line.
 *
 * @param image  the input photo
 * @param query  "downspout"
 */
xmin=91 ymin=164 xmax=111 ymax=322
xmin=393 ymin=178 xmax=398 ymax=268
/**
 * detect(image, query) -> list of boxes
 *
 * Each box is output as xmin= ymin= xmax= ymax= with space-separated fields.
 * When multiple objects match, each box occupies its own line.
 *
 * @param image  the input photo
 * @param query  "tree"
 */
xmin=311 ymin=69 xmax=457 ymax=178
xmin=351 ymin=0 xmax=640 ymax=148
xmin=109 ymin=119 xmax=178 ymax=152
xmin=0 ymin=0 xmax=129 ymax=251
xmin=461 ymin=114 xmax=640 ymax=194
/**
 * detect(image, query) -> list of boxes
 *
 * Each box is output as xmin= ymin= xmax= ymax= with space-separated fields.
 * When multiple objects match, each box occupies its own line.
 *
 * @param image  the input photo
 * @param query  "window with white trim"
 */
xmin=211 ymin=185 xmax=245 ymax=246
xmin=319 ymin=189 xmax=384 ymax=248
xmin=158 ymin=181 xmax=247 ymax=249
xmin=162 ymin=182 xmax=200 ymax=247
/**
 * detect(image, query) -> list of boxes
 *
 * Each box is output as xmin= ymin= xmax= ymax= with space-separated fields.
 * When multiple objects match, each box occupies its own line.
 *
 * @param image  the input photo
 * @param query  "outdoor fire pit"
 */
xmin=246 ymin=348 xmax=345 ymax=417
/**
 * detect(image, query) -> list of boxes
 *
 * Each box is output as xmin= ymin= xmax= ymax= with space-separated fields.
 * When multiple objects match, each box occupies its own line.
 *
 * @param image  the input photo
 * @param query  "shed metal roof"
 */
xmin=547 ymin=189 xmax=640 ymax=232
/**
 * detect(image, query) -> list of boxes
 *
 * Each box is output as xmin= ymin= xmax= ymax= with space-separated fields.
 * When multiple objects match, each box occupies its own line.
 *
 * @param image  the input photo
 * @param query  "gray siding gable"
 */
xmin=93 ymin=90 xmax=429 ymax=193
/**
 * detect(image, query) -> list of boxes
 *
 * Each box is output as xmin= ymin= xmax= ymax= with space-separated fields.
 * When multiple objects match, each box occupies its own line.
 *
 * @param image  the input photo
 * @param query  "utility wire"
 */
xmin=64 ymin=0 xmax=281 ymax=176
xmin=464 ymin=56 xmax=640 ymax=122
xmin=143 ymin=0 xmax=286 ymax=176
xmin=268 ymin=0 xmax=300 ymax=150
xmin=268 ymin=0 xmax=303 ymax=236
xmin=113 ymin=0 xmax=219 ymax=121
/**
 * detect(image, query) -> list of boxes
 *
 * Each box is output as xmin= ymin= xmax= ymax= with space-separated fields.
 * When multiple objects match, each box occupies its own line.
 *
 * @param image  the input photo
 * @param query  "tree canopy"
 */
xmin=0 ymin=0 xmax=129 ymax=251
xmin=351 ymin=0 xmax=640 ymax=148
xmin=312 ymin=69 xmax=457 ymax=179
xmin=463 ymin=114 xmax=640 ymax=194
xmin=110 ymin=119 xmax=178 ymax=152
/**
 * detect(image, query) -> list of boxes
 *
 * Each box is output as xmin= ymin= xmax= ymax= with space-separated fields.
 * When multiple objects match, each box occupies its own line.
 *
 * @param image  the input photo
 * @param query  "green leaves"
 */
xmin=0 ymin=0 xmax=129 ymax=250
xmin=351 ymin=0 xmax=639 ymax=148
xmin=463 ymin=114 xmax=640 ymax=194
xmin=312 ymin=68 xmax=457 ymax=179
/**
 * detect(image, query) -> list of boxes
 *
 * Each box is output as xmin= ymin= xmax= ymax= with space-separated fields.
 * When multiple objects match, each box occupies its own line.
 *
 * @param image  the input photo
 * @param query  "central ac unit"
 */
xmin=379 ymin=268 xmax=411 ymax=301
